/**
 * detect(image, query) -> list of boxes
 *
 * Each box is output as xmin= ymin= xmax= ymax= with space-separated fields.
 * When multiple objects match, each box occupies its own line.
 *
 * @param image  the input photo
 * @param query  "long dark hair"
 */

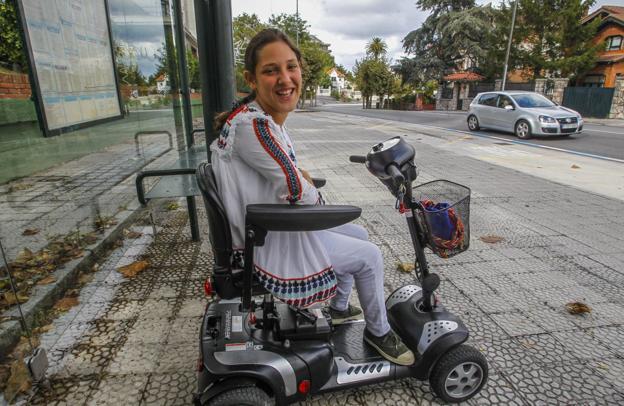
xmin=214 ymin=29 xmax=303 ymax=131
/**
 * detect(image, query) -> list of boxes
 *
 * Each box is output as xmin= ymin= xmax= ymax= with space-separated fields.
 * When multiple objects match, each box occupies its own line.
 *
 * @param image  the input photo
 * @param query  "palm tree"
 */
xmin=366 ymin=37 xmax=387 ymax=61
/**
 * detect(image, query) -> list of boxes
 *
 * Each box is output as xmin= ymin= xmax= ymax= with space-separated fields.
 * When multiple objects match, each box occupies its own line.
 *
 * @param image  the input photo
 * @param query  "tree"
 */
xmin=511 ymin=0 xmax=600 ymax=79
xmin=400 ymin=1 xmax=500 ymax=83
xmin=268 ymin=13 xmax=310 ymax=45
xmin=366 ymin=37 xmax=388 ymax=61
xmin=354 ymin=37 xmax=394 ymax=109
xmin=0 ymin=0 xmax=27 ymax=72
xmin=269 ymin=13 xmax=334 ymax=106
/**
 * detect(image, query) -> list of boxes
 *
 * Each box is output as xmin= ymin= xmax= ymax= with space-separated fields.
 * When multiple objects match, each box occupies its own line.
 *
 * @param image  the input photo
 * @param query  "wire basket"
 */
xmin=412 ymin=180 xmax=471 ymax=258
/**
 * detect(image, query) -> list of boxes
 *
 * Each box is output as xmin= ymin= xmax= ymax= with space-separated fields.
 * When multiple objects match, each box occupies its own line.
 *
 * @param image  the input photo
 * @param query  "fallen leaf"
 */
xmin=53 ymin=297 xmax=79 ymax=312
xmin=36 ymin=275 xmax=56 ymax=285
xmin=565 ymin=301 xmax=591 ymax=315
xmin=82 ymin=232 xmax=98 ymax=245
xmin=78 ymin=273 xmax=94 ymax=285
xmin=0 ymin=291 xmax=29 ymax=306
xmin=571 ymin=164 xmax=581 ymax=169
xmin=396 ymin=262 xmax=415 ymax=273
xmin=22 ymin=228 xmax=40 ymax=236
xmin=123 ymin=230 xmax=143 ymax=239
xmin=94 ymin=215 xmax=118 ymax=231
xmin=166 ymin=202 xmax=180 ymax=211
xmin=479 ymin=235 xmax=505 ymax=244
xmin=8 ymin=183 xmax=33 ymax=193
xmin=3 ymin=360 xmax=31 ymax=402
xmin=117 ymin=260 xmax=150 ymax=278
xmin=596 ymin=362 xmax=609 ymax=370
xmin=33 ymin=324 xmax=53 ymax=334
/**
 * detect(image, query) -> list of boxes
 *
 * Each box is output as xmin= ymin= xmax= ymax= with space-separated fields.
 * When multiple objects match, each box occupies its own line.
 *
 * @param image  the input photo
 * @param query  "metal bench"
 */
xmin=136 ymin=144 xmax=209 ymax=241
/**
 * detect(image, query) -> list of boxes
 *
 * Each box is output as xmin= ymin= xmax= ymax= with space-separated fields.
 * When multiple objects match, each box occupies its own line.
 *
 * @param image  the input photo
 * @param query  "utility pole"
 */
xmin=296 ymin=0 xmax=299 ymax=47
xmin=501 ymin=0 xmax=518 ymax=91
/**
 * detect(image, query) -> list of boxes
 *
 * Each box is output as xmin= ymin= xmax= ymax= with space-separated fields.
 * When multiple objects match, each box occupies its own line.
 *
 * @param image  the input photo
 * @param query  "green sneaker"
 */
xmin=364 ymin=328 xmax=415 ymax=366
xmin=328 ymin=304 xmax=364 ymax=324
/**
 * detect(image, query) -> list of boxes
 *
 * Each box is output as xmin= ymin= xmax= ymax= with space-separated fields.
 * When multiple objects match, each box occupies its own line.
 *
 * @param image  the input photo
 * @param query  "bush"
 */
xmin=331 ymin=90 xmax=340 ymax=100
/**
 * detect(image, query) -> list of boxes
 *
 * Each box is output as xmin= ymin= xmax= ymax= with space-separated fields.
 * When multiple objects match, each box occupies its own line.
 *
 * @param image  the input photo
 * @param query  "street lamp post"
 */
xmin=501 ymin=0 xmax=518 ymax=91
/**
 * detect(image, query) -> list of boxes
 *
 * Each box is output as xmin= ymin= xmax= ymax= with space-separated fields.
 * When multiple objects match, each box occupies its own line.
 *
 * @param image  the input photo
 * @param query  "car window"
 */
xmin=511 ymin=93 xmax=555 ymax=108
xmin=479 ymin=93 xmax=498 ymax=107
xmin=497 ymin=95 xmax=514 ymax=109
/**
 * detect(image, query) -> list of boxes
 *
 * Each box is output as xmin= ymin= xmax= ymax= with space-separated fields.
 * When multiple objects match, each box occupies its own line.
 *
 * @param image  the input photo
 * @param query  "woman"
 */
xmin=211 ymin=29 xmax=414 ymax=366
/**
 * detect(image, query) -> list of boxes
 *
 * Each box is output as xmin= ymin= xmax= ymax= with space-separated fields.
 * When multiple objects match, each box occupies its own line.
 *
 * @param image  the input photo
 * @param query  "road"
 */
xmin=316 ymin=104 xmax=624 ymax=162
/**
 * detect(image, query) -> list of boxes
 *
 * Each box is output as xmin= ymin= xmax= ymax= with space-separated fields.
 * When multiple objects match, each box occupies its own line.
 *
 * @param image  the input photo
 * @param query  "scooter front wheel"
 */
xmin=429 ymin=344 xmax=488 ymax=403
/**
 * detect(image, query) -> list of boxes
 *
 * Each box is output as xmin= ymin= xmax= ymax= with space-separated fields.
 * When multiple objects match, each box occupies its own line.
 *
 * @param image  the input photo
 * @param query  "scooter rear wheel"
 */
xmin=208 ymin=386 xmax=272 ymax=406
xmin=429 ymin=344 xmax=488 ymax=403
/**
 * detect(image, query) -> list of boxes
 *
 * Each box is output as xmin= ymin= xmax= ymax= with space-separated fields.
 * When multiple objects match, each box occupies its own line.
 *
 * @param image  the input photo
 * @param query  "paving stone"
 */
xmin=552 ymin=330 xmax=618 ymax=360
xmin=89 ymin=373 xmax=150 ymax=405
xmin=30 ymin=378 xmax=98 ymax=405
xmin=106 ymin=343 xmax=163 ymax=374
xmin=101 ymin=299 xmax=143 ymax=321
xmin=503 ymin=365 xmax=576 ymax=404
xmin=141 ymin=371 xmax=196 ymax=405
xmin=490 ymin=312 xmax=545 ymax=337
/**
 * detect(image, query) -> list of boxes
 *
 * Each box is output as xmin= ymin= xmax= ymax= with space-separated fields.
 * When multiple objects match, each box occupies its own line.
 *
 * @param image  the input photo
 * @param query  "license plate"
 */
xmin=561 ymin=124 xmax=577 ymax=129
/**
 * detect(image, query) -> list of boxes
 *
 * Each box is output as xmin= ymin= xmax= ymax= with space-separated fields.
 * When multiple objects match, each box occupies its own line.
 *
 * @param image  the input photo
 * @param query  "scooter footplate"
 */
xmin=332 ymin=322 xmax=380 ymax=362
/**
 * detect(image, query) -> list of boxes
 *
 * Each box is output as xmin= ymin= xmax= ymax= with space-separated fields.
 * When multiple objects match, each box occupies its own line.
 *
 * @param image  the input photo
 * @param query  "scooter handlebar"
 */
xmin=349 ymin=155 xmax=367 ymax=163
xmin=386 ymin=163 xmax=405 ymax=184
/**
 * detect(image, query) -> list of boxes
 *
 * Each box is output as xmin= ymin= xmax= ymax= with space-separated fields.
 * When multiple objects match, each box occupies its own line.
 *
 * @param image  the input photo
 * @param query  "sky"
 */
xmin=232 ymin=0 xmax=617 ymax=71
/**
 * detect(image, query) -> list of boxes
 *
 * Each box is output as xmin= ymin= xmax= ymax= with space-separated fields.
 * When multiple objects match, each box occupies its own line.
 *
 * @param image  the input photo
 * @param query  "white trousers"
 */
xmin=318 ymin=224 xmax=391 ymax=337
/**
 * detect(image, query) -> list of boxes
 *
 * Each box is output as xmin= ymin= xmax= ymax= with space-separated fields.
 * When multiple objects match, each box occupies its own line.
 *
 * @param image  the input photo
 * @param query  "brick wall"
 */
xmin=0 ymin=72 xmax=32 ymax=100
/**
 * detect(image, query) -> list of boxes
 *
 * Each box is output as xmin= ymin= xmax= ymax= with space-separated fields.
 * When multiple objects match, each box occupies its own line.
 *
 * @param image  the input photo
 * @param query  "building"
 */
xmin=579 ymin=5 xmax=624 ymax=87
xmin=327 ymin=67 xmax=347 ymax=91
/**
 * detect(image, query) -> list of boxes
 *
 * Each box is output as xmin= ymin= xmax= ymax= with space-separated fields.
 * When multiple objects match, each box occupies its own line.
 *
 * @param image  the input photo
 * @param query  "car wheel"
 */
xmin=514 ymin=120 xmax=532 ymax=139
xmin=467 ymin=115 xmax=480 ymax=131
xmin=430 ymin=345 xmax=488 ymax=403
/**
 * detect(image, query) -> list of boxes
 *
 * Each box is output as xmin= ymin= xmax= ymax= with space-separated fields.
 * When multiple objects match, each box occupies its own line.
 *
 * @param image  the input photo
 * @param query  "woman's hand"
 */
xmin=299 ymin=168 xmax=314 ymax=186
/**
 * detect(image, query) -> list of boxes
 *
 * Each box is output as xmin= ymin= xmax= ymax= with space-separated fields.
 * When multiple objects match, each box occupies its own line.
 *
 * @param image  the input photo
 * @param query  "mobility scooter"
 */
xmin=194 ymin=136 xmax=488 ymax=405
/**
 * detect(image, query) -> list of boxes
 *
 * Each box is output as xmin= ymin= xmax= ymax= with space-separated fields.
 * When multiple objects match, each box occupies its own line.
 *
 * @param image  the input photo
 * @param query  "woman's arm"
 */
xmin=235 ymin=117 xmax=319 ymax=205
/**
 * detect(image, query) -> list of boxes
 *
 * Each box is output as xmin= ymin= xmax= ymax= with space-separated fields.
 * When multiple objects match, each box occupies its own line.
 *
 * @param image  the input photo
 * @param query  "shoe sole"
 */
xmin=330 ymin=313 xmax=364 ymax=325
xmin=363 ymin=335 xmax=415 ymax=366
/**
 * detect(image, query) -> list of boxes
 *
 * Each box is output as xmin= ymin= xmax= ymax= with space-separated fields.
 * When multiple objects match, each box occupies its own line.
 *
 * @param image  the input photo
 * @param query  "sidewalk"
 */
xmin=2 ymin=111 xmax=624 ymax=404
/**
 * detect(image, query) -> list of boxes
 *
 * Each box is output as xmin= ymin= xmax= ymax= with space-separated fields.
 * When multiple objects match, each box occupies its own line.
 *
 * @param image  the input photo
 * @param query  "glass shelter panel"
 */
xmin=0 ymin=0 xmax=197 ymax=337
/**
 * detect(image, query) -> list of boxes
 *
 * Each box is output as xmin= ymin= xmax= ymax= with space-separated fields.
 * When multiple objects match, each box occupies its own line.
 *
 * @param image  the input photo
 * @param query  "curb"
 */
xmin=0 ymin=201 xmax=145 ymax=355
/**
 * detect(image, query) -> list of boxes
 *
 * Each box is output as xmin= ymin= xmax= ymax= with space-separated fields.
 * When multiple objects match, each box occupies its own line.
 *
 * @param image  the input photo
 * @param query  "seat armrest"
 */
xmin=246 ymin=204 xmax=361 ymax=231
xmin=311 ymin=177 xmax=326 ymax=188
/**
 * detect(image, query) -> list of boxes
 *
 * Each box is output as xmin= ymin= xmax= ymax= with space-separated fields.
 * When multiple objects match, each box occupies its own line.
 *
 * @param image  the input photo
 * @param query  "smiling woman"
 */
xmin=209 ymin=28 xmax=415 ymax=366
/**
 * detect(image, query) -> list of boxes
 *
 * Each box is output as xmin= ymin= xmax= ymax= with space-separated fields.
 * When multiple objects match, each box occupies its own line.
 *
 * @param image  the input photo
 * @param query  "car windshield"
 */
xmin=511 ymin=93 xmax=556 ymax=108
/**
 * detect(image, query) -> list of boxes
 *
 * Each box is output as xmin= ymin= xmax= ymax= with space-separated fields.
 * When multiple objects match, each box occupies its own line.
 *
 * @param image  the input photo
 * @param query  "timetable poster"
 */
xmin=19 ymin=0 xmax=122 ymax=134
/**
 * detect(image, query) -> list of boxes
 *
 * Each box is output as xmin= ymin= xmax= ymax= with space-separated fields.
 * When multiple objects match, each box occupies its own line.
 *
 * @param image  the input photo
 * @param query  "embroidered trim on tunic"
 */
xmin=254 ymin=264 xmax=337 ymax=307
xmin=252 ymin=117 xmax=302 ymax=203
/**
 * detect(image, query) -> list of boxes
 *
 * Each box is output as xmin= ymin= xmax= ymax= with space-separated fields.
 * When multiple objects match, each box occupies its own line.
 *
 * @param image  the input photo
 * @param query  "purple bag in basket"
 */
xmin=422 ymin=201 xmax=454 ymax=241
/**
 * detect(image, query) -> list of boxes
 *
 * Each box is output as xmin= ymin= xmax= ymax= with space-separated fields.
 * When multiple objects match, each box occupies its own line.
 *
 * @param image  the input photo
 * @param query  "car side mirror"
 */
xmin=504 ymin=105 xmax=514 ymax=111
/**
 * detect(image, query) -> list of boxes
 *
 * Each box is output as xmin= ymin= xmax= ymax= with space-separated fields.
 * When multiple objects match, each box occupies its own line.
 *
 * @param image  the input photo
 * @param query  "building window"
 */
xmin=582 ymin=75 xmax=606 ymax=88
xmin=605 ymin=35 xmax=622 ymax=51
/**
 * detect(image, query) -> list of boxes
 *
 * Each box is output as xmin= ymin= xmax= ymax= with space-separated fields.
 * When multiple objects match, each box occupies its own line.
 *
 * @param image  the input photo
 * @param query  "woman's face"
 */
xmin=245 ymin=41 xmax=302 ymax=125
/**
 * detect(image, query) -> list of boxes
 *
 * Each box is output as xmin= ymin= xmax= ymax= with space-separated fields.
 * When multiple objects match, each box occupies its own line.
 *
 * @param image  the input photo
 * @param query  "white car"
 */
xmin=467 ymin=91 xmax=583 ymax=139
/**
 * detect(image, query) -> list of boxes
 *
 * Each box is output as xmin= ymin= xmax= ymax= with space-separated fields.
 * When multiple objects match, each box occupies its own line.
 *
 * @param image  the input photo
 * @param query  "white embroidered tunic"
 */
xmin=210 ymin=102 xmax=337 ymax=307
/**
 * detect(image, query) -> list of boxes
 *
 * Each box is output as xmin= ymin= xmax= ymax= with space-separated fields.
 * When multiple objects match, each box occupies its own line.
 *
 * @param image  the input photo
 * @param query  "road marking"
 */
xmin=433 ymin=126 xmax=624 ymax=164
xmin=583 ymin=128 xmax=624 ymax=135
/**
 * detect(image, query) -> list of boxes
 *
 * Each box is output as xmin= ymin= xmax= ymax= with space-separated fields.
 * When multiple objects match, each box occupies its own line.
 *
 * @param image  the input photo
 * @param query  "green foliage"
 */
xmin=114 ymin=43 xmax=147 ymax=89
xmin=0 ymin=0 xmax=27 ymax=72
xmin=231 ymin=12 xmax=335 ymax=105
xmin=268 ymin=13 xmax=311 ymax=45
xmin=400 ymin=1 xmax=499 ymax=83
xmin=354 ymin=39 xmax=395 ymax=109
xmin=366 ymin=37 xmax=388 ymax=61
xmin=186 ymin=50 xmax=200 ymax=89
xmin=510 ymin=0 xmax=600 ymax=79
